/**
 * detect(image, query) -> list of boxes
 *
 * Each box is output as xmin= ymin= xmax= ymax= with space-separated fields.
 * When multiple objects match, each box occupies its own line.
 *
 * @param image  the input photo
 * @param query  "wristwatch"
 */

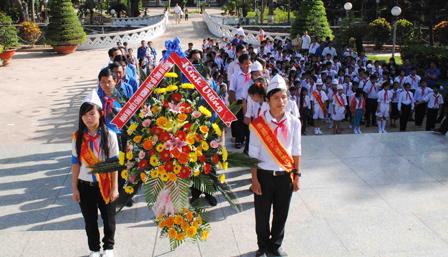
xmin=292 ymin=169 xmax=301 ymax=177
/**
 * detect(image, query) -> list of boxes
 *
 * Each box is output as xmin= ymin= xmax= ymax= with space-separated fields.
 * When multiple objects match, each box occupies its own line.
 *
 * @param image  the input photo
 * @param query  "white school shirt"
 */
xmin=391 ymin=88 xmax=402 ymax=103
xmin=363 ymin=80 xmax=380 ymax=99
xmin=245 ymin=97 xmax=261 ymax=119
xmin=321 ymin=47 xmax=337 ymax=58
xmin=414 ymin=87 xmax=433 ymax=103
xmin=394 ymin=76 xmax=407 ymax=88
xmin=358 ymin=78 xmax=369 ymax=90
xmin=309 ymin=42 xmax=320 ymax=55
xmin=229 ymin=70 xmax=252 ymax=101
xmin=71 ymin=130 xmax=119 ymax=182
xmin=301 ymin=34 xmax=311 ymax=49
xmin=426 ymin=93 xmax=444 ymax=109
xmin=226 ymin=59 xmax=240 ymax=82
xmin=249 ymin=111 xmax=302 ymax=171
xmin=398 ymin=90 xmax=414 ymax=111
xmin=342 ymin=82 xmax=352 ymax=96
xmin=332 ymin=93 xmax=347 ymax=107
xmin=377 ymin=89 xmax=394 ymax=104
xmin=404 ymin=74 xmax=421 ymax=91
xmin=311 ymin=90 xmax=328 ymax=110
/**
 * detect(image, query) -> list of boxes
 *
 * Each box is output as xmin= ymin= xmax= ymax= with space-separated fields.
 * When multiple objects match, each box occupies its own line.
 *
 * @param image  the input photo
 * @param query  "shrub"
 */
xmin=21 ymin=21 xmax=42 ymax=46
xmin=0 ymin=12 xmax=20 ymax=52
xmin=336 ymin=16 xmax=368 ymax=53
xmin=291 ymin=0 xmax=333 ymax=40
xmin=247 ymin=8 xmax=296 ymax=24
xmin=396 ymin=18 xmax=415 ymax=45
xmin=46 ymin=0 xmax=86 ymax=46
xmin=368 ymin=17 xmax=391 ymax=49
xmin=434 ymin=20 xmax=448 ymax=45
xmin=401 ymin=45 xmax=448 ymax=79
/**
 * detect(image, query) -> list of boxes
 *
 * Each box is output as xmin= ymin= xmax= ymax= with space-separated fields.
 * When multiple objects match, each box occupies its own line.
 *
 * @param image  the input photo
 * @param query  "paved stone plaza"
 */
xmin=1 ymin=10 xmax=448 ymax=257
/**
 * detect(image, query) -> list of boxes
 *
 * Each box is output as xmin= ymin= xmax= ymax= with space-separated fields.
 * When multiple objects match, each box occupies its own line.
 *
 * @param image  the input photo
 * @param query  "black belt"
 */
xmin=78 ymin=179 xmax=98 ymax=187
xmin=258 ymin=168 xmax=288 ymax=176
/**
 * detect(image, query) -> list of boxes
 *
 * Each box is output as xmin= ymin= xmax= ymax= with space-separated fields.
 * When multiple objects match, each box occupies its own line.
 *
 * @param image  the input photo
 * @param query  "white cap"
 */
xmin=367 ymin=63 xmax=374 ymax=69
xmin=267 ymin=74 xmax=287 ymax=94
xmin=337 ymin=84 xmax=343 ymax=90
xmin=316 ymin=79 xmax=323 ymax=85
xmin=82 ymin=89 xmax=102 ymax=109
xmin=250 ymin=61 xmax=263 ymax=72
xmin=332 ymin=78 xmax=339 ymax=85
xmin=291 ymin=66 xmax=297 ymax=71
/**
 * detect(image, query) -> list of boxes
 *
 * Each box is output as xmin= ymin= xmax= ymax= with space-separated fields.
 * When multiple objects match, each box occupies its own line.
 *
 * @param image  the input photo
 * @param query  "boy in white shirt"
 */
xmin=363 ymin=75 xmax=380 ymax=127
xmin=376 ymin=81 xmax=393 ymax=133
xmin=311 ymin=80 xmax=328 ymax=135
xmin=425 ymin=86 xmax=444 ymax=131
xmin=398 ymin=83 xmax=414 ymax=131
xmin=413 ymin=80 xmax=433 ymax=126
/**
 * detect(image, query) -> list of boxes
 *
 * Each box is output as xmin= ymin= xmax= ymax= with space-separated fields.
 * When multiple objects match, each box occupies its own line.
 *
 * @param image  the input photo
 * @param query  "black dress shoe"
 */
xmin=125 ymin=198 xmax=134 ymax=207
xmin=269 ymin=247 xmax=288 ymax=257
xmin=205 ymin=194 xmax=217 ymax=206
xmin=255 ymin=249 xmax=267 ymax=257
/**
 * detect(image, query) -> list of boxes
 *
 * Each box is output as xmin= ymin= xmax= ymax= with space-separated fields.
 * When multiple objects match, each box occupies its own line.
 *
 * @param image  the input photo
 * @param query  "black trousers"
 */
xmin=400 ymin=104 xmax=412 ymax=131
xmin=365 ymin=98 xmax=378 ymax=126
xmin=231 ymin=101 xmax=248 ymax=144
xmin=299 ymin=108 xmax=309 ymax=134
xmin=78 ymin=180 xmax=116 ymax=252
xmin=415 ymin=103 xmax=427 ymax=126
xmin=254 ymin=170 xmax=293 ymax=251
xmin=439 ymin=116 xmax=448 ymax=134
xmin=426 ymin=108 xmax=439 ymax=131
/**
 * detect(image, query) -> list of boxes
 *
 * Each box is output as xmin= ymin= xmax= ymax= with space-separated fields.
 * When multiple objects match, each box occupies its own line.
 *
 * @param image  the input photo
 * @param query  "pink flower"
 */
xmin=138 ymin=150 xmax=146 ymax=160
xmin=210 ymin=140 xmax=220 ymax=149
xmin=192 ymin=111 xmax=202 ymax=118
xmin=142 ymin=119 xmax=151 ymax=128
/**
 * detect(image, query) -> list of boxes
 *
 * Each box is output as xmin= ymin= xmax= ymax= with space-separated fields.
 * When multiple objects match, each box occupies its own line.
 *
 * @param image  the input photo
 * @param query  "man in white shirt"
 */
xmin=321 ymin=41 xmax=337 ymax=58
xmin=425 ymin=86 xmax=443 ymax=131
xmin=363 ymin=75 xmax=380 ymax=127
xmin=249 ymin=74 xmax=301 ymax=257
xmin=301 ymin=31 xmax=311 ymax=54
xmin=173 ymin=3 xmax=182 ymax=24
xmin=413 ymin=80 xmax=433 ymax=126
xmin=227 ymin=44 xmax=246 ymax=82
xmin=308 ymin=36 xmax=320 ymax=55
xmin=404 ymin=68 xmax=421 ymax=92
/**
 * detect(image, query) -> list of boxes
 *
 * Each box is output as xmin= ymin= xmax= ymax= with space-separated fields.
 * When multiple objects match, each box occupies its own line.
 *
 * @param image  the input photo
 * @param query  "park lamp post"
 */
xmin=391 ymin=6 xmax=402 ymax=58
xmin=344 ymin=2 xmax=352 ymax=17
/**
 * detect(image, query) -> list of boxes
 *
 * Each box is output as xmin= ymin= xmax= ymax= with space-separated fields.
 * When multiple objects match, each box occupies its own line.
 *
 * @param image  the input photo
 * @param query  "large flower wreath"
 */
xmin=93 ymin=68 xmax=244 ymax=249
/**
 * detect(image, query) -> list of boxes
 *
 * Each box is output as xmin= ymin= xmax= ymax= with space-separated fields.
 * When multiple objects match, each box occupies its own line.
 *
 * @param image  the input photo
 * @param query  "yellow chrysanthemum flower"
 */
xmin=165 ymin=72 xmax=178 ymax=78
xmin=156 ymin=117 xmax=168 ymax=127
xmin=176 ymin=232 xmax=186 ymax=241
xmin=158 ymin=166 xmax=166 ymax=175
xmin=126 ymin=151 xmax=133 ymax=160
xmin=133 ymin=135 xmax=143 ymax=143
xmin=193 ymin=169 xmax=200 ymax=176
xmin=150 ymin=156 xmax=159 ymax=167
xmin=201 ymin=141 xmax=209 ymax=151
xmin=211 ymin=123 xmax=222 ymax=136
xmin=166 ymin=85 xmax=178 ymax=92
xmin=124 ymin=186 xmax=134 ymax=194
xmin=197 ymin=214 xmax=203 ymax=225
xmin=174 ymin=215 xmax=183 ymax=225
xmin=120 ymin=169 xmax=128 ymax=180
xmin=201 ymin=230 xmax=209 ymax=240
xmin=198 ymin=106 xmax=212 ymax=118
xmin=160 ymin=173 xmax=169 ymax=182
xmin=222 ymin=147 xmax=228 ymax=161
xmin=154 ymin=88 xmax=167 ymax=94
xmin=150 ymin=169 xmax=159 ymax=178
xmin=219 ymin=174 xmax=225 ymax=184
xmin=138 ymin=111 xmax=145 ymax=119
xmin=189 ymin=152 xmax=198 ymax=163
xmin=181 ymin=83 xmax=195 ymax=89
xmin=223 ymin=162 xmax=228 ymax=171
xmin=119 ymin=151 xmax=125 ymax=165
xmin=186 ymin=134 xmax=196 ymax=145
xmin=218 ymin=161 xmax=223 ymax=169
xmin=159 ymin=220 xmax=166 ymax=228
xmin=173 ymin=165 xmax=182 ymax=174
xmin=181 ymin=221 xmax=189 ymax=231
xmin=192 ymin=221 xmax=199 ymax=228
xmin=168 ymin=228 xmax=177 ymax=239
xmin=186 ymin=226 xmax=197 ymax=238
xmin=127 ymin=123 xmax=138 ymax=135
xmin=165 ymin=216 xmax=175 ymax=228
xmin=168 ymin=172 xmax=177 ymax=182
xmin=156 ymin=144 xmax=165 ymax=152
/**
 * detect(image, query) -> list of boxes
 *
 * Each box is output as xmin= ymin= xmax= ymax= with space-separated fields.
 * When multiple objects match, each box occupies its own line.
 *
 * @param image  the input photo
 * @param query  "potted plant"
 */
xmin=21 ymin=21 xmax=42 ymax=47
xmin=0 ymin=12 xmax=20 ymax=66
xmin=46 ymin=0 xmax=86 ymax=54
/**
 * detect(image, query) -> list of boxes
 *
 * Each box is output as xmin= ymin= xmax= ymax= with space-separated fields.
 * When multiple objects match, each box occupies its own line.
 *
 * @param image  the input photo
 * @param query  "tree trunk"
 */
xmin=267 ymin=0 xmax=274 ymax=24
xmin=260 ymin=0 xmax=265 ymax=25
xmin=14 ymin=0 xmax=29 ymax=22
xmin=29 ymin=0 xmax=35 ymax=22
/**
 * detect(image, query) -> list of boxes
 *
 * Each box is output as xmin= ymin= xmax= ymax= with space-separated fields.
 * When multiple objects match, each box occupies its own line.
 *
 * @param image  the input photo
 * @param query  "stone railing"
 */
xmin=78 ymin=12 xmax=168 ymax=50
xmin=203 ymin=11 xmax=290 ymax=46
xmin=111 ymin=14 xmax=165 ymax=27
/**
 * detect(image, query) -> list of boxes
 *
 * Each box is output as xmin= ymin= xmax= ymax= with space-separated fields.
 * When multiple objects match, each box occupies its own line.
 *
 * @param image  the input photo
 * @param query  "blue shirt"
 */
xmin=137 ymin=46 xmax=147 ymax=60
xmin=97 ymin=87 xmax=126 ymax=135
xmin=125 ymin=73 xmax=139 ymax=93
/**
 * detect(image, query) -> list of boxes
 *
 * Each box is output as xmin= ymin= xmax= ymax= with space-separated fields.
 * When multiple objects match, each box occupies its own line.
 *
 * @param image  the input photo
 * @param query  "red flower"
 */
xmin=199 ymin=155 xmax=206 ymax=163
xmin=180 ymin=102 xmax=192 ymax=114
xmin=195 ymin=134 xmax=203 ymax=142
xmin=182 ymin=123 xmax=192 ymax=132
xmin=212 ymin=154 xmax=220 ymax=164
xmin=182 ymin=145 xmax=191 ymax=154
xmin=171 ymin=93 xmax=182 ymax=103
xmin=178 ymin=153 xmax=189 ymax=164
xmin=175 ymin=130 xmax=187 ymax=141
xmin=204 ymin=163 xmax=211 ymax=174
xmin=160 ymin=132 xmax=172 ymax=142
xmin=138 ymin=159 xmax=148 ymax=170
xmin=165 ymin=161 xmax=174 ymax=172
xmin=163 ymin=100 xmax=170 ymax=108
xmin=151 ymin=126 xmax=163 ymax=136
xmin=179 ymin=166 xmax=191 ymax=179
xmin=148 ymin=149 xmax=156 ymax=156
xmin=160 ymin=150 xmax=171 ymax=162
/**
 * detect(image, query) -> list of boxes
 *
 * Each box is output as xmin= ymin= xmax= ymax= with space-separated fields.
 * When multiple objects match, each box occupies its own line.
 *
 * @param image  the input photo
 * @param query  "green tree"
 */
xmin=46 ymin=0 xmax=86 ymax=46
xmin=368 ymin=17 xmax=391 ymax=50
xmin=336 ymin=16 xmax=368 ymax=53
xmin=396 ymin=18 xmax=415 ymax=45
xmin=291 ymin=0 xmax=333 ymax=40
xmin=0 ymin=12 xmax=20 ymax=51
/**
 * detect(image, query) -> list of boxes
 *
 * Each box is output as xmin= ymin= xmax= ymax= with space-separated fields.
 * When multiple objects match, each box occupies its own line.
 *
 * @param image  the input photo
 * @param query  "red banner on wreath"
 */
xmin=111 ymin=52 xmax=237 ymax=129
